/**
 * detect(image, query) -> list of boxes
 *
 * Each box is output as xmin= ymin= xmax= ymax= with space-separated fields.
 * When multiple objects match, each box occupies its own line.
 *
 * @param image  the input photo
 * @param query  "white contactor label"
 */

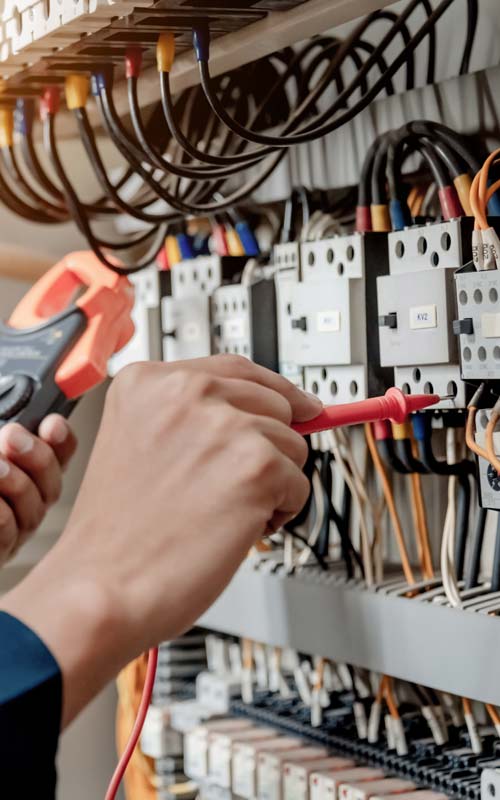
xmin=409 ymin=304 xmax=437 ymax=330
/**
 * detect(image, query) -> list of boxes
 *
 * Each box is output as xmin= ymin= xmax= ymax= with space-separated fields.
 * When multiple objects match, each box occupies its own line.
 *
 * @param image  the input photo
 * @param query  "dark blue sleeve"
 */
xmin=0 ymin=610 xmax=62 ymax=799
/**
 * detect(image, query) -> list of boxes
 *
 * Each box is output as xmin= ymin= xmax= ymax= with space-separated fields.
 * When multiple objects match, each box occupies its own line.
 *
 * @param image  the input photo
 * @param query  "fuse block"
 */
xmin=377 ymin=219 xmax=473 ymax=409
xmin=282 ymin=233 xmax=390 ymax=404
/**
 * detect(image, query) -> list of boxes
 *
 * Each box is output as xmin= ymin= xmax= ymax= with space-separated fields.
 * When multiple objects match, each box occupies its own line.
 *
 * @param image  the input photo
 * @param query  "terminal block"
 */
xmin=162 ymin=256 xmax=245 ymax=363
xmin=211 ymin=278 xmax=278 ymax=371
xmin=273 ymin=242 xmax=303 ymax=387
xmin=377 ymin=219 xmax=473 ymax=410
xmin=454 ymin=267 xmax=500 ymax=381
xmin=283 ymin=233 xmax=391 ymax=404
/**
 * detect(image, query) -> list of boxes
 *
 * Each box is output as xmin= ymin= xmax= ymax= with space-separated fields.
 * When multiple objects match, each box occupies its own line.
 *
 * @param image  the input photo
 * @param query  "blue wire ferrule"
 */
xmin=14 ymin=98 xmax=33 ymax=135
xmin=177 ymin=233 xmax=194 ymax=260
xmin=411 ymin=412 xmax=431 ymax=442
xmin=193 ymin=25 xmax=210 ymax=62
xmin=389 ymin=198 xmax=410 ymax=231
xmin=236 ymin=222 xmax=260 ymax=256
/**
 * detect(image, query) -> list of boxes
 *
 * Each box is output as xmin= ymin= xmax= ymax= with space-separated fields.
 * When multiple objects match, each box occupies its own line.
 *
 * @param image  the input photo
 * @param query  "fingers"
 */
xmin=253 ymin=415 xmax=309 ymax=469
xmin=167 ymin=355 xmax=323 ymax=422
xmin=38 ymin=415 xmax=78 ymax=470
xmin=0 ymin=499 xmax=17 ymax=564
xmin=0 ymin=456 xmax=45 ymax=544
xmin=213 ymin=378 xmax=293 ymax=425
xmin=268 ymin=456 xmax=310 ymax=528
xmin=0 ymin=423 xmax=63 ymax=505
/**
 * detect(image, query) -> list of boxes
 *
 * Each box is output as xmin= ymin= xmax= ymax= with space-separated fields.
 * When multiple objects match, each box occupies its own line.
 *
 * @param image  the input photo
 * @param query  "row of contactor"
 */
xmin=184 ymin=717 xmax=447 ymax=800
xmin=160 ymin=219 xmax=500 ymax=411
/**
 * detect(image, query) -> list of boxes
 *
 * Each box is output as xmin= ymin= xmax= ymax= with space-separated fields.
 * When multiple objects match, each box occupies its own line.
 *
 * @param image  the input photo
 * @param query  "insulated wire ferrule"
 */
xmin=0 ymin=107 xmax=14 ymax=147
xmin=156 ymin=33 xmax=175 ymax=72
xmin=65 ymin=74 xmax=90 ymax=111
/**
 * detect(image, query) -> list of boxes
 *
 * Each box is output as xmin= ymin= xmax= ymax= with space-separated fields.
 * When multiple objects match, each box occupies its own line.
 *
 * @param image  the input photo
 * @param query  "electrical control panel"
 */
xmin=162 ymin=256 xmax=246 ymax=363
xmin=211 ymin=279 xmax=278 ymax=371
xmin=282 ymin=233 xmax=391 ymax=404
xmin=377 ymin=220 xmax=473 ymax=409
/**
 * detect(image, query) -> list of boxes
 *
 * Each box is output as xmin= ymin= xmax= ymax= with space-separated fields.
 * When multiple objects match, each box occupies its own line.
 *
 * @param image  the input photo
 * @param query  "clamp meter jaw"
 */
xmin=0 ymin=251 xmax=134 ymax=431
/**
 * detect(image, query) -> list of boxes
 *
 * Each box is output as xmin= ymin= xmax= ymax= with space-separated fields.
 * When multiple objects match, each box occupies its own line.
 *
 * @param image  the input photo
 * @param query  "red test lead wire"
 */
xmin=292 ymin=387 xmax=443 ymax=436
xmin=105 ymin=647 xmax=159 ymax=800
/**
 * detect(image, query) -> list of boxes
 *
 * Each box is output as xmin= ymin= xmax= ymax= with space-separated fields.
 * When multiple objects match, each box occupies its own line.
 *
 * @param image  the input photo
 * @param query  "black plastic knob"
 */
xmin=453 ymin=318 xmax=474 ymax=336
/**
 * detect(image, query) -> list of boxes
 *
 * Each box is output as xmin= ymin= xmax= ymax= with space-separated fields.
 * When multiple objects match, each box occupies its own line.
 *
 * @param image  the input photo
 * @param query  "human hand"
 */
xmin=1 ymin=355 xmax=321 ymax=724
xmin=0 ymin=414 xmax=77 ymax=564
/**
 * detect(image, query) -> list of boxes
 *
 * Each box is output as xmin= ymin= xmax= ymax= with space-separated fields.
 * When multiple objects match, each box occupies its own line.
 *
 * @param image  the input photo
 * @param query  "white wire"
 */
xmin=296 ymin=467 xmax=326 ymax=566
xmin=327 ymin=429 xmax=374 ymax=586
xmin=440 ymin=428 xmax=462 ymax=607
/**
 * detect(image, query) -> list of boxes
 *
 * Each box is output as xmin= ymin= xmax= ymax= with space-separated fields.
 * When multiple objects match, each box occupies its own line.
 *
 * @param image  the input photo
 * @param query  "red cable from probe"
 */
xmin=105 ymin=646 xmax=159 ymax=800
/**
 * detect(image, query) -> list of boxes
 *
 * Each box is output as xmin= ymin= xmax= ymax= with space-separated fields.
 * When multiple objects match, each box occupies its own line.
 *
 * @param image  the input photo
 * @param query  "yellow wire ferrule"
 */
xmin=0 ymin=108 xmax=14 ymax=148
xmin=225 ymin=228 xmax=245 ymax=256
xmin=165 ymin=235 xmax=181 ymax=266
xmin=391 ymin=421 xmax=412 ymax=441
xmin=454 ymin=173 xmax=473 ymax=216
xmin=370 ymin=204 xmax=392 ymax=232
xmin=157 ymin=33 xmax=176 ymax=73
xmin=65 ymin=75 xmax=90 ymax=110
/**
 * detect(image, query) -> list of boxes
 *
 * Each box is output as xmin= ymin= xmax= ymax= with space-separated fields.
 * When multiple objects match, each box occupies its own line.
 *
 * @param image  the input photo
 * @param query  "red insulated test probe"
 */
xmin=292 ymin=387 xmax=448 ymax=436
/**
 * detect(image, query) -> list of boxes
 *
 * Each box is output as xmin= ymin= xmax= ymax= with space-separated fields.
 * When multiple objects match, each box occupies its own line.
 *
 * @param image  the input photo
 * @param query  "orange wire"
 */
xmin=365 ymin=423 xmax=415 ymax=584
xmin=462 ymin=697 xmax=473 ymax=716
xmin=466 ymin=406 xmax=489 ymax=461
xmin=486 ymin=704 xmax=500 ymax=726
xmin=383 ymin=677 xmax=400 ymax=720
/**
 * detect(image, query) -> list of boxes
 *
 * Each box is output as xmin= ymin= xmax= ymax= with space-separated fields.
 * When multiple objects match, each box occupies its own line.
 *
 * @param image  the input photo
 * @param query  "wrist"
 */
xmin=0 ymin=542 xmax=130 ymax=726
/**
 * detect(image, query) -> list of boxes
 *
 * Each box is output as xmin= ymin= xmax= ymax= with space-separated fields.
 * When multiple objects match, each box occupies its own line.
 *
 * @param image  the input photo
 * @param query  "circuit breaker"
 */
xmin=211 ymin=279 xmax=278 ymax=371
xmin=377 ymin=219 xmax=473 ymax=409
xmin=283 ymin=233 xmax=390 ymax=404
xmin=273 ymin=242 xmax=303 ymax=387
xmin=162 ymin=256 xmax=246 ymax=363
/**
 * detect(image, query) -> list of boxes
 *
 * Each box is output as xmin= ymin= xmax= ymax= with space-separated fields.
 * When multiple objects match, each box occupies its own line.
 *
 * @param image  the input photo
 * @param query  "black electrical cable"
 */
xmin=421 ymin=135 xmax=466 ymax=179
xmin=394 ymin=438 xmax=429 ymax=474
xmin=98 ymin=74 xmax=287 ymax=216
xmin=44 ymin=112 xmax=171 ymax=272
xmin=127 ymin=75 xmax=263 ymax=180
xmin=0 ymin=149 xmax=64 ymax=224
xmin=285 ymin=528 xmax=328 ymax=570
xmin=317 ymin=451 xmax=333 ymax=559
xmin=416 ymin=421 xmax=475 ymax=477
xmin=74 ymin=107 xmax=183 ymax=223
xmin=405 ymin=121 xmax=482 ymax=173
xmin=465 ymin=507 xmax=487 ymax=589
xmin=454 ymin=474 xmax=471 ymax=581
xmin=377 ymin=438 xmax=411 ymax=474
xmin=371 ymin=135 xmax=393 ymax=206
xmin=0 ymin=145 xmax=68 ymax=219
xmin=195 ymin=0 xmax=457 ymax=148
xmin=358 ymin=136 xmax=384 ymax=207
xmin=460 ymin=0 xmax=478 ymax=75
xmin=353 ymin=40 xmax=395 ymax=96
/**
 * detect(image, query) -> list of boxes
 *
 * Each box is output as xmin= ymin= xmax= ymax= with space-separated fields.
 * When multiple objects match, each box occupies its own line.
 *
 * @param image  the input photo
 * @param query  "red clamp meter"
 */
xmin=0 ymin=251 xmax=134 ymax=430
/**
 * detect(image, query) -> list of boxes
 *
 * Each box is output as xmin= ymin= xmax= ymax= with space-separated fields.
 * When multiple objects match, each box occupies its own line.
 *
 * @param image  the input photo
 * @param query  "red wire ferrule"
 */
xmin=438 ymin=186 xmax=463 ymax=221
xmin=125 ymin=48 xmax=143 ymax=79
xmin=40 ymin=87 xmax=60 ymax=120
xmin=373 ymin=419 xmax=392 ymax=441
xmin=355 ymin=205 xmax=372 ymax=233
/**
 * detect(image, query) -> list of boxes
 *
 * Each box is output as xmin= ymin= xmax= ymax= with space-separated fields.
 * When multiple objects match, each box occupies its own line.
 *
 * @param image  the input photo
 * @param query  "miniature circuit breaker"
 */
xmin=211 ymin=278 xmax=278 ymax=371
xmin=377 ymin=219 xmax=473 ymax=409
xmin=162 ymin=255 xmax=245 ymax=363
xmin=282 ymin=233 xmax=391 ymax=404
xmin=273 ymin=242 xmax=303 ymax=387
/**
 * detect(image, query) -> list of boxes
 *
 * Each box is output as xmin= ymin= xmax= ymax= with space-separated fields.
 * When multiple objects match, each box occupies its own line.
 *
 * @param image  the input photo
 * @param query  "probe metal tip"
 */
xmin=438 ymin=394 xmax=455 ymax=401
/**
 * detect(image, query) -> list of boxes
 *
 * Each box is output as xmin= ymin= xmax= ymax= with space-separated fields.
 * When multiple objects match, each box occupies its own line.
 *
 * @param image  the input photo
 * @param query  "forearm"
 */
xmin=0 ymin=537 xmax=129 ymax=728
